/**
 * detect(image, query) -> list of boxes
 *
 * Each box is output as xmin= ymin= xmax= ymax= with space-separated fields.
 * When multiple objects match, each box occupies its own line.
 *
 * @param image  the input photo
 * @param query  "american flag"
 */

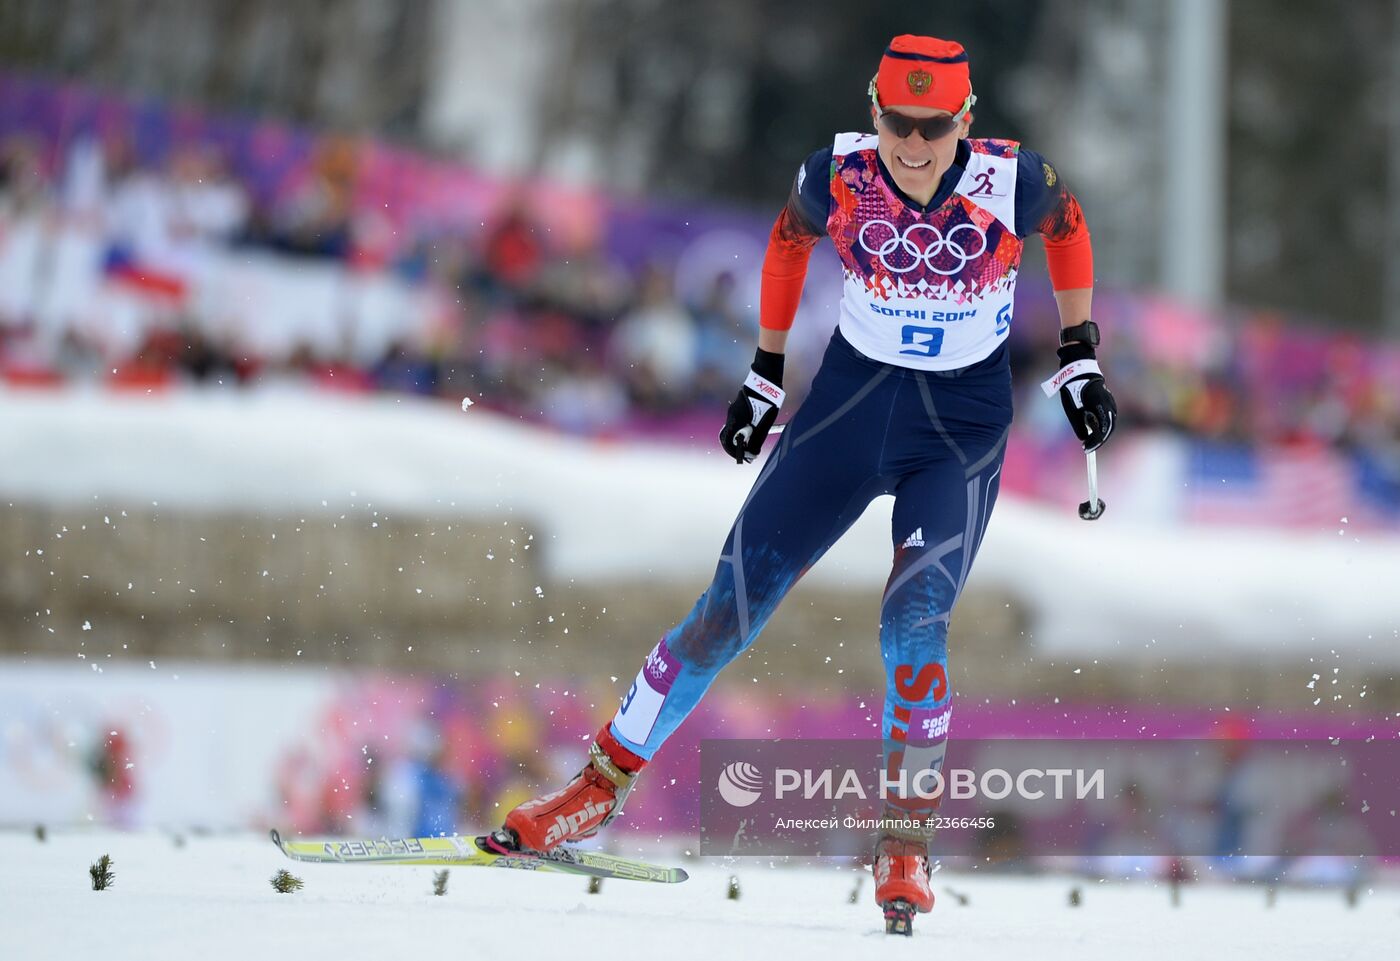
xmin=1185 ymin=443 xmax=1363 ymax=530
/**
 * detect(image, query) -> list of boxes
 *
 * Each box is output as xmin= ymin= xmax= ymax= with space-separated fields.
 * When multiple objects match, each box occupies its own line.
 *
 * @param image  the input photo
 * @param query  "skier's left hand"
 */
xmin=1042 ymin=343 xmax=1117 ymax=452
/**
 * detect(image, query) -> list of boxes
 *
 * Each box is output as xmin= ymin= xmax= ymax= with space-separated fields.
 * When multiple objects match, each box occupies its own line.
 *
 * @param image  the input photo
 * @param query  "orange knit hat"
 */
xmin=871 ymin=35 xmax=973 ymax=114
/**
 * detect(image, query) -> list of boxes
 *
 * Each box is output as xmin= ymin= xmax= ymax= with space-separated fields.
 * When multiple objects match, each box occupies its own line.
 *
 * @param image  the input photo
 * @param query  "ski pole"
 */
xmin=734 ymin=422 xmax=786 ymax=448
xmin=1078 ymin=448 xmax=1105 ymax=520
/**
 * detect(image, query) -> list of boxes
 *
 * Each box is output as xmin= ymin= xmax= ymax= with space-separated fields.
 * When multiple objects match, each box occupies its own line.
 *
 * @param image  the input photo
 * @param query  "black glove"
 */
xmin=718 ymin=348 xmax=786 ymax=464
xmin=1041 ymin=342 xmax=1117 ymax=452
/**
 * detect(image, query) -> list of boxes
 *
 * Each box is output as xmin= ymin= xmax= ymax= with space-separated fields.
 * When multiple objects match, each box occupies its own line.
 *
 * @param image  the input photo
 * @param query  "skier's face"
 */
xmin=872 ymin=103 xmax=969 ymax=203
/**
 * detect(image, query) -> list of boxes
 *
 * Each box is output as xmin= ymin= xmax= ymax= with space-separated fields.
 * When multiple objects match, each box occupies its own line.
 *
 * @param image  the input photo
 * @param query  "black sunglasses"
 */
xmin=878 ymin=111 xmax=962 ymax=141
xmin=873 ymin=102 xmax=974 ymax=142
xmin=868 ymin=79 xmax=977 ymax=142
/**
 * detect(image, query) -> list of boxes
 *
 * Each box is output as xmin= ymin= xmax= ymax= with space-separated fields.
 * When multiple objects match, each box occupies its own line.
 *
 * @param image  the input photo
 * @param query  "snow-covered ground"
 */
xmin=2 ymin=830 xmax=1390 ymax=961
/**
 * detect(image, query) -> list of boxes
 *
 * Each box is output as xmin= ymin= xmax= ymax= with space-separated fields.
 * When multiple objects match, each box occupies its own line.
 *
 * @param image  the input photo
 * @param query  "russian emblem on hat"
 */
xmin=906 ymin=69 xmax=933 ymax=96
xmin=876 ymin=35 xmax=971 ymax=113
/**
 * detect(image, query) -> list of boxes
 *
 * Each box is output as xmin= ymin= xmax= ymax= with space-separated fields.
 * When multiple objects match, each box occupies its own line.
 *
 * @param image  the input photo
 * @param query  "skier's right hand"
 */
xmin=718 ymin=348 xmax=785 ymax=464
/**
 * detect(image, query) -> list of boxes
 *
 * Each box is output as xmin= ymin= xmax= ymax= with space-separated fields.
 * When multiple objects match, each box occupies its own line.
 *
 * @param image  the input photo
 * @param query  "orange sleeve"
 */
xmin=759 ymin=205 xmax=821 ymax=331
xmin=1039 ymin=190 xmax=1094 ymax=291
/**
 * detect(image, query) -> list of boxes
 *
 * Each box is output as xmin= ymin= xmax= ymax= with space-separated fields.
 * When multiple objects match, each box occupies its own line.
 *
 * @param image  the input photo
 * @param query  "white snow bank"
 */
xmin=2 ymin=387 xmax=1397 ymax=663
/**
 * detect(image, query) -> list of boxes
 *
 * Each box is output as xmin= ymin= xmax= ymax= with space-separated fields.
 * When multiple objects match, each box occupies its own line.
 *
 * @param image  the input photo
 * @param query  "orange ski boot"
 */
xmin=490 ymin=725 xmax=646 ymax=853
xmin=874 ymin=834 xmax=934 ymax=935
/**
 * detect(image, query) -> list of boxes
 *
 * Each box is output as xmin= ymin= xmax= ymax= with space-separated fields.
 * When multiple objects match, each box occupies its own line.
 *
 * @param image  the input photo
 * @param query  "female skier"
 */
xmin=490 ymin=33 xmax=1117 ymax=934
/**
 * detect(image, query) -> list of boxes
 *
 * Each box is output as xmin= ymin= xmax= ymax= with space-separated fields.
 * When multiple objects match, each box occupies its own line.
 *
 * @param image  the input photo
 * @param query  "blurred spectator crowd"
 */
xmin=2 ymin=75 xmax=1399 ymax=473
xmin=0 ymin=129 xmax=757 ymax=439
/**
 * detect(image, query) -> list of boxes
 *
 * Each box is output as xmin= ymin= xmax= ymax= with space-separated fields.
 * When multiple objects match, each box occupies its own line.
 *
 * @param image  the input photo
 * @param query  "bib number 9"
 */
xmin=899 ymin=325 xmax=945 ymax=358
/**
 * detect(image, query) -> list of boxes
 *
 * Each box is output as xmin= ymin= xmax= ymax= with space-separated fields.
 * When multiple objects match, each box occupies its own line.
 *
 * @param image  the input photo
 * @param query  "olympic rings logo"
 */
xmin=857 ymin=219 xmax=988 ymax=275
